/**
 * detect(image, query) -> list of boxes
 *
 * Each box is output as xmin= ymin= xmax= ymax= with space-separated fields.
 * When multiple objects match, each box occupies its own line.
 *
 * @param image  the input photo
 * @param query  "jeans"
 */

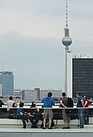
xmin=17 ymin=115 xmax=28 ymax=128
xmin=78 ymin=108 xmax=84 ymax=128
xmin=84 ymin=109 xmax=89 ymax=125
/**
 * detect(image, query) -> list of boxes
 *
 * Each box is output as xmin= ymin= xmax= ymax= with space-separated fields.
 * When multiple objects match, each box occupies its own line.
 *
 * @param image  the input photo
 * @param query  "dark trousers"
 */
xmin=17 ymin=115 xmax=28 ymax=127
xmin=29 ymin=115 xmax=39 ymax=127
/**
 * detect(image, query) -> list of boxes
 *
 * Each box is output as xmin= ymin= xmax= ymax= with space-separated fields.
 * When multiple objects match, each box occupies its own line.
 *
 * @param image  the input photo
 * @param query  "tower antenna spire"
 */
xmin=66 ymin=0 xmax=68 ymax=29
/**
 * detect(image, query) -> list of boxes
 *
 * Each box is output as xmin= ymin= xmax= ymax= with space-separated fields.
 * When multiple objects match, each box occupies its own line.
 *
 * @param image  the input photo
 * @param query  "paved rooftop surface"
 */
xmin=0 ymin=125 xmax=93 ymax=133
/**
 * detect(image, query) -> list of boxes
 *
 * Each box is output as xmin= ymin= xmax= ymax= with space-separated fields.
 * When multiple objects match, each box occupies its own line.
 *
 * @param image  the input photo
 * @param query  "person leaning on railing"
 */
xmin=60 ymin=92 xmax=71 ymax=129
xmin=76 ymin=92 xmax=85 ymax=128
xmin=42 ymin=92 xmax=55 ymax=129
xmin=83 ymin=96 xmax=92 ymax=125
xmin=7 ymin=96 xmax=15 ymax=111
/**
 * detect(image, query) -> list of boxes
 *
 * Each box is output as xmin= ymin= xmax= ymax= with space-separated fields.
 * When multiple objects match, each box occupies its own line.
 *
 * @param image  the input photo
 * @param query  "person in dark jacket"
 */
xmin=42 ymin=92 xmax=55 ymax=129
xmin=0 ymin=100 xmax=4 ymax=113
xmin=28 ymin=101 xmax=40 ymax=128
xmin=0 ymin=100 xmax=4 ymax=107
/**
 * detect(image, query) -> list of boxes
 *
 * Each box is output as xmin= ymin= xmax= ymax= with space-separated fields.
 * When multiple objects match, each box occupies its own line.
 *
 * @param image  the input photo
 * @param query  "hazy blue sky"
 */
xmin=0 ymin=0 xmax=93 ymax=90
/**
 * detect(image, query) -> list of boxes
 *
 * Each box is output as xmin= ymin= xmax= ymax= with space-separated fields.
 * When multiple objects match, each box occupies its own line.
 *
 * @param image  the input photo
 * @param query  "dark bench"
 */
xmin=0 ymin=107 xmax=93 ymax=120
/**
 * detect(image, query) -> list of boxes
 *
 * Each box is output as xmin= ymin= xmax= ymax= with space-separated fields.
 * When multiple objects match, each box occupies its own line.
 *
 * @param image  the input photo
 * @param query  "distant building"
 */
xmin=40 ymin=89 xmax=62 ymax=100
xmin=0 ymin=84 xmax=2 ymax=97
xmin=67 ymin=53 xmax=93 ymax=99
xmin=21 ymin=88 xmax=62 ymax=101
xmin=21 ymin=89 xmax=38 ymax=101
xmin=0 ymin=71 xmax=14 ymax=96
xmin=14 ymin=89 xmax=22 ymax=100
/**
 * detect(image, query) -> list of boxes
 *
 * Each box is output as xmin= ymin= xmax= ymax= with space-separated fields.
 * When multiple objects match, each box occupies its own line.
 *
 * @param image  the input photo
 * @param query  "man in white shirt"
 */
xmin=7 ymin=96 xmax=15 ymax=111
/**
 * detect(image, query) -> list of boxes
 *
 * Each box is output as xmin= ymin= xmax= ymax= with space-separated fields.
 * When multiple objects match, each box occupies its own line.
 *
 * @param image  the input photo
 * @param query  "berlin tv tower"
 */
xmin=62 ymin=0 xmax=72 ymax=94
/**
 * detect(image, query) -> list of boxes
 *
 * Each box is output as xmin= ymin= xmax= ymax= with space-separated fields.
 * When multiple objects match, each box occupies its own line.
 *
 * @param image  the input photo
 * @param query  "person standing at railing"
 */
xmin=60 ymin=92 xmax=71 ymax=129
xmin=83 ymin=96 xmax=92 ymax=125
xmin=7 ymin=96 xmax=15 ymax=111
xmin=42 ymin=92 xmax=55 ymax=129
xmin=76 ymin=92 xmax=85 ymax=128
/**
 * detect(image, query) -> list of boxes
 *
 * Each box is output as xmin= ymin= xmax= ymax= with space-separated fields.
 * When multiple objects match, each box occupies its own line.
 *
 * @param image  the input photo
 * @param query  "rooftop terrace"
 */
xmin=0 ymin=107 xmax=93 ymax=137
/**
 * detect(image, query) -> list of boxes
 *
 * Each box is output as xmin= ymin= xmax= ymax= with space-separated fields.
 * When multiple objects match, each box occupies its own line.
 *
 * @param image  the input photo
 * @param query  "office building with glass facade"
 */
xmin=0 ymin=71 xmax=14 ymax=96
xmin=67 ymin=53 xmax=93 ymax=98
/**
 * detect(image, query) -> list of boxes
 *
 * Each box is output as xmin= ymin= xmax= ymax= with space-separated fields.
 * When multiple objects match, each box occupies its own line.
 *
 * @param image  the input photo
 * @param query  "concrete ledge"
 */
xmin=0 ymin=118 xmax=93 ymax=128
xmin=0 ymin=118 xmax=78 ymax=127
xmin=0 ymin=118 xmax=42 ymax=128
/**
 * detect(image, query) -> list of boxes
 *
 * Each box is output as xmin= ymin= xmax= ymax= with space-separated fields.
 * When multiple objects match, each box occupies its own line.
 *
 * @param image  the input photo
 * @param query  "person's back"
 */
xmin=7 ymin=96 xmax=15 ymax=110
xmin=42 ymin=97 xmax=55 ymax=108
xmin=41 ymin=92 xmax=55 ymax=129
xmin=84 ymin=96 xmax=92 ymax=108
xmin=61 ymin=97 xmax=68 ymax=106
xmin=83 ymin=96 xmax=92 ymax=125
xmin=76 ymin=92 xmax=84 ymax=128
xmin=7 ymin=100 xmax=15 ymax=108
xmin=77 ymin=96 xmax=84 ymax=107
xmin=60 ymin=92 xmax=71 ymax=129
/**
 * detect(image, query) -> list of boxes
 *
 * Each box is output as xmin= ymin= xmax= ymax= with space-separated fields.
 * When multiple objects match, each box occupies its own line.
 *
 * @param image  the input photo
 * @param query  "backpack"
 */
xmin=66 ymin=97 xmax=73 ymax=107
xmin=65 ymin=97 xmax=73 ymax=117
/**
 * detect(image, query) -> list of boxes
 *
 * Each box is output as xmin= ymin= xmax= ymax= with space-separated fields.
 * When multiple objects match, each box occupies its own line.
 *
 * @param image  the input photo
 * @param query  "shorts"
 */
xmin=62 ymin=109 xmax=70 ymax=123
xmin=43 ymin=109 xmax=53 ymax=119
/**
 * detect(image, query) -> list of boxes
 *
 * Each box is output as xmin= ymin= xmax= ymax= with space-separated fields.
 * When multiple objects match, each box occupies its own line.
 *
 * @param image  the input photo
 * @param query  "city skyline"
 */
xmin=0 ymin=0 xmax=93 ymax=90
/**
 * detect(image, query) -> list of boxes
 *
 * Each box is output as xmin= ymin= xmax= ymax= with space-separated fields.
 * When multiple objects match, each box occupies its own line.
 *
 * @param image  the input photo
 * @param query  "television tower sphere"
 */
xmin=62 ymin=36 xmax=72 ymax=47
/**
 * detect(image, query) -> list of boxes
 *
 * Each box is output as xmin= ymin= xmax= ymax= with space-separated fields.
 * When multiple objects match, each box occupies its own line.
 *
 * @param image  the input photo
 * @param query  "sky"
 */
xmin=0 ymin=0 xmax=93 ymax=90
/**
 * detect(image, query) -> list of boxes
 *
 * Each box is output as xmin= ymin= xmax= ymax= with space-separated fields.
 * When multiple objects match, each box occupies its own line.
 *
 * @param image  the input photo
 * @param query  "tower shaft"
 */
xmin=62 ymin=0 xmax=72 ymax=95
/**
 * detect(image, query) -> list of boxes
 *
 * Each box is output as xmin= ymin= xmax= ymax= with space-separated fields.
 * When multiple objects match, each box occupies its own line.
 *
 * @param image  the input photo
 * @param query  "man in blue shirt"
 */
xmin=42 ymin=92 xmax=55 ymax=129
xmin=76 ymin=92 xmax=85 ymax=128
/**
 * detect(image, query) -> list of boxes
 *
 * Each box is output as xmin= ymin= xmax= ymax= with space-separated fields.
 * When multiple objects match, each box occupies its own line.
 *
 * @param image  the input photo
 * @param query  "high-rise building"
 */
xmin=0 ymin=71 xmax=14 ymax=96
xmin=67 ymin=53 xmax=93 ymax=99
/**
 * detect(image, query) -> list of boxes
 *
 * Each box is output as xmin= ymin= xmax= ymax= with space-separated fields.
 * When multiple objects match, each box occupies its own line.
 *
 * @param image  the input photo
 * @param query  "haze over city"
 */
xmin=0 ymin=0 xmax=93 ymax=90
